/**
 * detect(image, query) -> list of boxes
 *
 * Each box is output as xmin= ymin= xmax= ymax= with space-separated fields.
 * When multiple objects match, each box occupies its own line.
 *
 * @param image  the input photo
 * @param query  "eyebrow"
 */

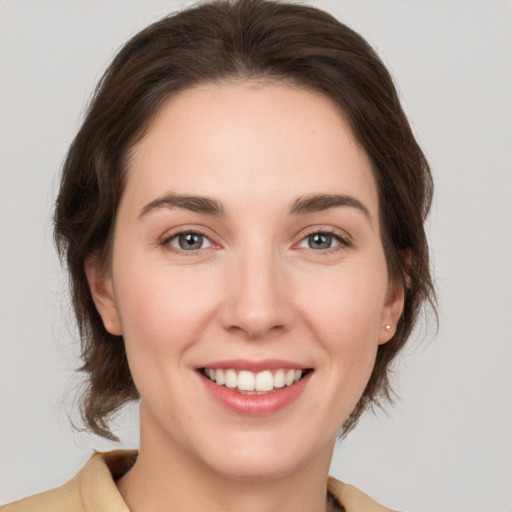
xmin=139 ymin=193 xmax=225 ymax=219
xmin=290 ymin=193 xmax=372 ymax=222
xmin=138 ymin=191 xmax=371 ymax=223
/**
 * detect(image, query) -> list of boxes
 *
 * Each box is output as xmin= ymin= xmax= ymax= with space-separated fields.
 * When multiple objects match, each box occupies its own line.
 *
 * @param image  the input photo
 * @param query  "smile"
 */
xmin=201 ymin=368 xmax=308 ymax=395
xmin=197 ymin=361 xmax=314 ymax=416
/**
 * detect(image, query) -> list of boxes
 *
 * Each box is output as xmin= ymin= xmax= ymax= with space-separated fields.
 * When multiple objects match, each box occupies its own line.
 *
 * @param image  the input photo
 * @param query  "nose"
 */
xmin=220 ymin=249 xmax=293 ymax=340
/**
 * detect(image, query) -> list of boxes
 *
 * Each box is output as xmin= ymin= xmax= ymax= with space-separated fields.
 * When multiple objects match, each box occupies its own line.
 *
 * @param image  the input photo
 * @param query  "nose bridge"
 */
xmin=221 ymin=239 xmax=291 ymax=339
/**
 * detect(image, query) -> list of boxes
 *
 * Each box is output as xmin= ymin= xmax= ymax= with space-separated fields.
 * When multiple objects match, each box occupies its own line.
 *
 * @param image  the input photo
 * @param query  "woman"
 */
xmin=2 ymin=0 xmax=434 ymax=510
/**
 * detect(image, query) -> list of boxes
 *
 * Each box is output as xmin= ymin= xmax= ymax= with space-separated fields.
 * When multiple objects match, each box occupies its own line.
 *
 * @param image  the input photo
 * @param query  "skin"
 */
xmin=86 ymin=82 xmax=404 ymax=512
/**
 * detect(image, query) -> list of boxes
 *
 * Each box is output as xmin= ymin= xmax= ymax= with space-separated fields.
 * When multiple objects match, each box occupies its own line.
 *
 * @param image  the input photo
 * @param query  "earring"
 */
xmin=384 ymin=324 xmax=392 ymax=332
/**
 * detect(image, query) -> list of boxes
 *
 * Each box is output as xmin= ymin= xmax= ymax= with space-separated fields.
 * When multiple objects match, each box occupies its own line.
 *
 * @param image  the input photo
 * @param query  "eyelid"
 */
xmin=159 ymin=226 xmax=221 ymax=254
xmin=157 ymin=224 xmax=351 ymax=255
xmin=168 ymin=232 xmax=213 ymax=250
xmin=293 ymin=226 xmax=352 ymax=251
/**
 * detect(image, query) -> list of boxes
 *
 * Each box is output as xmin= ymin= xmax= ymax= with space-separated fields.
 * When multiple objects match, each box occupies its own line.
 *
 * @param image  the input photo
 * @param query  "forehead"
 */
xmin=124 ymin=82 xmax=378 ymax=218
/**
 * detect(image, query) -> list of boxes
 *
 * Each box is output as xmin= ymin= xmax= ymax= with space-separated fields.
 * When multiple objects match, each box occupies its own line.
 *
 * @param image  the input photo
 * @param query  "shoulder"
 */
xmin=328 ymin=476 xmax=396 ymax=512
xmin=1 ymin=479 xmax=81 ymax=512
xmin=1 ymin=450 xmax=136 ymax=512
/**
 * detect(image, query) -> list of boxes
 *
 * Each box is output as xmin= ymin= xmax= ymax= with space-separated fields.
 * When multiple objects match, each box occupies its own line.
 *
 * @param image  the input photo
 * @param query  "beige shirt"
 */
xmin=1 ymin=450 xmax=394 ymax=512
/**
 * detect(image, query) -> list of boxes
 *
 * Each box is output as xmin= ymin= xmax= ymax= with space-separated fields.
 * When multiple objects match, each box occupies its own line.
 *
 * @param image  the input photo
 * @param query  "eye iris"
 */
xmin=309 ymin=233 xmax=332 ymax=249
xmin=179 ymin=233 xmax=203 ymax=250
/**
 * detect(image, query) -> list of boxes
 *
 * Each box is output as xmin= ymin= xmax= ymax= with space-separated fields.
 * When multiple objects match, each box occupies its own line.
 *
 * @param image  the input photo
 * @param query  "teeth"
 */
xmin=203 ymin=368 xmax=306 ymax=393
xmin=238 ymin=371 xmax=255 ymax=391
xmin=274 ymin=369 xmax=285 ymax=388
xmin=224 ymin=369 xmax=237 ymax=389
xmin=284 ymin=369 xmax=295 ymax=386
xmin=255 ymin=370 xmax=274 ymax=392
xmin=215 ymin=369 xmax=225 ymax=385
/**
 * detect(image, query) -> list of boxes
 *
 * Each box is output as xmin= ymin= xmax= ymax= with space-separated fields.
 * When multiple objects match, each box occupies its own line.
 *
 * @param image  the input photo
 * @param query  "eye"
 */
xmin=298 ymin=232 xmax=343 ymax=250
xmin=166 ymin=231 xmax=213 ymax=251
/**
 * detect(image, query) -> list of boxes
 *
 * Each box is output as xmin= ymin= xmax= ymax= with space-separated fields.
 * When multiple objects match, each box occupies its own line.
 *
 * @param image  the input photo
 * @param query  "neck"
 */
xmin=117 ymin=411 xmax=336 ymax=512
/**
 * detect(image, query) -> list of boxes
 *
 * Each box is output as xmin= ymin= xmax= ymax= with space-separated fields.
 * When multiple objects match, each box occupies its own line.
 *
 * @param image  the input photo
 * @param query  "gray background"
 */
xmin=1 ymin=1 xmax=511 ymax=510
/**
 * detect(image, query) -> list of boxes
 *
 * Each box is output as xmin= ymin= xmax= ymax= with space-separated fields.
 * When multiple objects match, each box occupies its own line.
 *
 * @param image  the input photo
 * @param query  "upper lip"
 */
xmin=196 ymin=359 xmax=312 ymax=372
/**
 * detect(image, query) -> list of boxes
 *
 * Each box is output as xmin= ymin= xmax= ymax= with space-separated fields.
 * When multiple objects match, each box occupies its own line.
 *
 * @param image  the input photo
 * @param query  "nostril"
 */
xmin=223 ymin=317 xmax=288 ymax=340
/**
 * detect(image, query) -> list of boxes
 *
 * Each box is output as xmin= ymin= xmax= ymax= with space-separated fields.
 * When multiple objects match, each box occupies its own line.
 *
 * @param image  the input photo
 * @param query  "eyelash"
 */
xmin=296 ymin=228 xmax=351 ymax=254
xmin=159 ymin=227 xmax=351 ymax=255
xmin=160 ymin=229 xmax=215 ymax=255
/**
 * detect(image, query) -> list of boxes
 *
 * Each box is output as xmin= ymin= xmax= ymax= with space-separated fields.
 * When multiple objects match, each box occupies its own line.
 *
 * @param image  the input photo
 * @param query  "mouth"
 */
xmin=200 ymin=367 xmax=313 ymax=395
xmin=196 ymin=359 xmax=314 ymax=415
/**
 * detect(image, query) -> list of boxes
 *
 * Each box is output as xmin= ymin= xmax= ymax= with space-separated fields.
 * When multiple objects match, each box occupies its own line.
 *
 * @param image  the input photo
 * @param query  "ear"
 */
xmin=84 ymin=256 xmax=122 ymax=336
xmin=378 ymin=278 xmax=405 ymax=345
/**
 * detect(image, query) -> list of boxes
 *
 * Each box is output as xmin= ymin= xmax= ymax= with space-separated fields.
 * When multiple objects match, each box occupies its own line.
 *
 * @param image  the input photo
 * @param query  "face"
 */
xmin=88 ymin=82 xmax=403 ymax=480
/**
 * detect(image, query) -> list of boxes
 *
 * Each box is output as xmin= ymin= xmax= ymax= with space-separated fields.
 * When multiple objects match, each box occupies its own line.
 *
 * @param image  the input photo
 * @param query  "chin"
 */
xmin=207 ymin=451 xmax=304 ymax=482
xmin=198 ymin=428 xmax=327 ymax=482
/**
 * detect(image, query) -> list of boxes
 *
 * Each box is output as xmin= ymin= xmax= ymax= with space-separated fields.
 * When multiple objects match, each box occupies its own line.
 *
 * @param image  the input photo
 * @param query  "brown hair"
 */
xmin=54 ymin=0 xmax=435 ymax=440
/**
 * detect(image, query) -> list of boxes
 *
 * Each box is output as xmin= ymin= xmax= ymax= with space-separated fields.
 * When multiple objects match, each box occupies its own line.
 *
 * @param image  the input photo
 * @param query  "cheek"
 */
xmin=297 ymin=263 xmax=388 ymax=399
xmin=112 ymin=263 xmax=218 ymax=358
xmin=302 ymin=266 xmax=388 ymax=340
xmin=111 ymin=263 xmax=221 ymax=412
xmin=302 ymin=267 xmax=388 ymax=418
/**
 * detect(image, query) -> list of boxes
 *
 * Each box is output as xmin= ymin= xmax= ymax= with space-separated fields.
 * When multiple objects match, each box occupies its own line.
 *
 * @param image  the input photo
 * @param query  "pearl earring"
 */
xmin=384 ymin=324 xmax=392 ymax=332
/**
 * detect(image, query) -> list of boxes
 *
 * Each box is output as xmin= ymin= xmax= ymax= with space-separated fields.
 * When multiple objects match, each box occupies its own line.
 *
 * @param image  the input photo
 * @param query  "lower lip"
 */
xmin=199 ymin=371 xmax=312 ymax=416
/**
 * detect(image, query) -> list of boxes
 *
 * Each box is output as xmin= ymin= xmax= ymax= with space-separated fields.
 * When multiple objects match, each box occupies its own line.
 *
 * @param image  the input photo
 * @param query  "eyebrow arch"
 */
xmin=139 ymin=193 xmax=225 ymax=219
xmin=290 ymin=193 xmax=372 ymax=222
